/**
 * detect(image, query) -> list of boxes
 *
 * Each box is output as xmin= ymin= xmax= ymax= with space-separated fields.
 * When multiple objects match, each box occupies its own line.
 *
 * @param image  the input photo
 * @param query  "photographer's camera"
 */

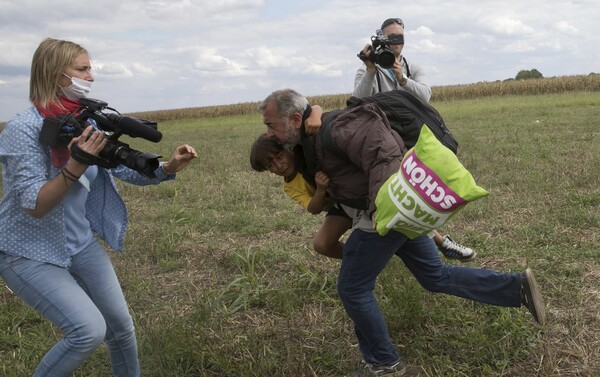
xmin=357 ymin=30 xmax=404 ymax=69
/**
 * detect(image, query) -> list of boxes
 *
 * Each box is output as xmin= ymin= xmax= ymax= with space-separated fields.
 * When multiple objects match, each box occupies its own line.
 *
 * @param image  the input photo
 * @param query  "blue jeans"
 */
xmin=0 ymin=240 xmax=139 ymax=377
xmin=337 ymin=230 xmax=522 ymax=366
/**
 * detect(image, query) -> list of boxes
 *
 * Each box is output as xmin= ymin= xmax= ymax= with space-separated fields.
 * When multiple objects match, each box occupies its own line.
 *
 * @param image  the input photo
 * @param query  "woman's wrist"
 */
xmin=65 ymin=160 xmax=87 ymax=177
xmin=62 ymin=166 xmax=81 ymax=181
xmin=161 ymin=161 xmax=175 ymax=175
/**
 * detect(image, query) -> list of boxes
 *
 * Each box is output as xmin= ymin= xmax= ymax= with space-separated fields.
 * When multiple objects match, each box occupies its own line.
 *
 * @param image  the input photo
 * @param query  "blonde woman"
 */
xmin=0 ymin=38 xmax=196 ymax=376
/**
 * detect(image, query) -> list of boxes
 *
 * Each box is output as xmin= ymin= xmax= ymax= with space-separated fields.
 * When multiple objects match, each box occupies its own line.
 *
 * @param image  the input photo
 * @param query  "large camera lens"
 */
xmin=376 ymin=49 xmax=396 ymax=69
xmin=101 ymin=140 xmax=161 ymax=178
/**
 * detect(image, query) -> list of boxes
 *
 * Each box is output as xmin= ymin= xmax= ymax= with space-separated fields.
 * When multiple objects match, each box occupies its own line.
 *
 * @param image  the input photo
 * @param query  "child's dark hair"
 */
xmin=250 ymin=133 xmax=285 ymax=172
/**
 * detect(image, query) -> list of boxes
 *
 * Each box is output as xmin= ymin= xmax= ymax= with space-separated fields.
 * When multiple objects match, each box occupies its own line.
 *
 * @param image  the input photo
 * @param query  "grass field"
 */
xmin=1 ymin=89 xmax=599 ymax=376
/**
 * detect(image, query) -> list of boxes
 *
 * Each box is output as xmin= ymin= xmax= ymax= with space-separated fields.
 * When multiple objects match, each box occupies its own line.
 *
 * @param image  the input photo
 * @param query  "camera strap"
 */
xmin=403 ymin=57 xmax=411 ymax=78
xmin=376 ymin=69 xmax=383 ymax=93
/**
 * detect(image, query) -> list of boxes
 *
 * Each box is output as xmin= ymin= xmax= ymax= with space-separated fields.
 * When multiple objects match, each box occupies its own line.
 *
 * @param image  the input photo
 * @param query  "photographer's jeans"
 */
xmin=337 ymin=230 xmax=523 ymax=366
xmin=0 ymin=241 xmax=139 ymax=377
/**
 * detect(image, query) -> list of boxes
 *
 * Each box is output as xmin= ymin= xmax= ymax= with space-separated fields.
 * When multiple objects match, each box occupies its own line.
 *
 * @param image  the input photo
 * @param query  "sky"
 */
xmin=0 ymin=0 xmax=598 ymax=122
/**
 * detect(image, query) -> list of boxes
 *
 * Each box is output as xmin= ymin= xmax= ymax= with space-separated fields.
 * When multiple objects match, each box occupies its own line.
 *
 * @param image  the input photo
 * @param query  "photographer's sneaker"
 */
xmin=438 ymin=235 xmax=476 ymax=262
xmin=344 ymin=360 xmax=406 ymax=377
xmin=521 ymin=268 xmax=546 ymax=326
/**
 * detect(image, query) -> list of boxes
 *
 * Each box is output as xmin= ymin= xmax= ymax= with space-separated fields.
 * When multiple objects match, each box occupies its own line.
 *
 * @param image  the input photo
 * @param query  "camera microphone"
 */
xmin=105 ymin=113 xmax=163 ymax=142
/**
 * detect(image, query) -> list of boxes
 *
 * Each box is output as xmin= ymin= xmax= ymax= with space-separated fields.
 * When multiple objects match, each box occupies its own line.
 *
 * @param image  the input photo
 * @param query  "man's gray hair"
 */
xmin=259 ymin=89 xmax=309 ymax=118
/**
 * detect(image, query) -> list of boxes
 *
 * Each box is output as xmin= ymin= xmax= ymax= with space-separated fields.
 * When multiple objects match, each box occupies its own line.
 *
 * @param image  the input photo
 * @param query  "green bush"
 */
xmin=515 ymin=68 xmax=543 ymax=80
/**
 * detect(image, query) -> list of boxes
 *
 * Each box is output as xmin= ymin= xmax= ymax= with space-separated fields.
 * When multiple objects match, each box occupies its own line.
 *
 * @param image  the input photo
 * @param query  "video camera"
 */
xmin=39 ymin=97 xmax=163 ymax=178
xmin=357 ymin=29 xmax=404 ymax=69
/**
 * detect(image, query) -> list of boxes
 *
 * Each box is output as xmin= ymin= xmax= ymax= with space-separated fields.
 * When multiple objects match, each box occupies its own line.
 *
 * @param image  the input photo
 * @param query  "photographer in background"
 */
xmin=0 ymin=38 xmax=196 ymax=376
xmin=353 ymin=17 xmax=475 ymax=262
xmin=353 ymin=17 xmax=432 ymax=103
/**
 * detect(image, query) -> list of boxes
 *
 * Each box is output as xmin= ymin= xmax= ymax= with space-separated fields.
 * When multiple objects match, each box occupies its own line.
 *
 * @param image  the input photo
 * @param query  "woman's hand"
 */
xmin=161 ymin=144 xmax=198 ymax=174
xmin=72 ymin=125 xmax=107 ymax=155
xmin=67 ymin=125 xmax=107 ymax=175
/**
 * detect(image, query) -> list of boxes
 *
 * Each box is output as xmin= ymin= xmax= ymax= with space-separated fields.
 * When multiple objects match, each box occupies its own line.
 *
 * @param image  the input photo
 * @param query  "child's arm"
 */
xmin=304 ymin=105 xmax=323 ymax=135
xmin=306 ymin=171 xmax=330 ymax=214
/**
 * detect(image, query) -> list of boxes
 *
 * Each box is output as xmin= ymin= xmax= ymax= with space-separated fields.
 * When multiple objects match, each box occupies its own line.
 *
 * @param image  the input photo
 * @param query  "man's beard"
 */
xmin=282 ymin=119 xmax=301 ymax=150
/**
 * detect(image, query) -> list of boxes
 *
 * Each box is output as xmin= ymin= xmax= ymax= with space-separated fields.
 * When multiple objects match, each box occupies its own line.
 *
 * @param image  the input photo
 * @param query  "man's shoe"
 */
xmin=521 ymin=268 xmax=546 ymax=326
xmin=344 ymin=360 xmax=406 ymax=376
xmin=438 ymin=235 xmax=476 ymax=262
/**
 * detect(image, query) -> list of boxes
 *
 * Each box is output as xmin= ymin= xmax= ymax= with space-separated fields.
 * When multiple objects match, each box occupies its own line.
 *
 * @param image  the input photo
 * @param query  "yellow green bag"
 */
xmin=374 ymin=126 xmax=489 ymax=237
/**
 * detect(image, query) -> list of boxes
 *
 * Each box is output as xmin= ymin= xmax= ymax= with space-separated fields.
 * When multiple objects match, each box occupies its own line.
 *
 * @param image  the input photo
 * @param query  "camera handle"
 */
xmin=70 ymin=143 xmax=118 ymax=169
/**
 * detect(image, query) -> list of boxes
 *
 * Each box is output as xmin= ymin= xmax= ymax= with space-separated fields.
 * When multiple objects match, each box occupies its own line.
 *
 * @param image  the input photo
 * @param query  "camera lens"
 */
xmin=376 ymin=50 xmax=396 ymax=69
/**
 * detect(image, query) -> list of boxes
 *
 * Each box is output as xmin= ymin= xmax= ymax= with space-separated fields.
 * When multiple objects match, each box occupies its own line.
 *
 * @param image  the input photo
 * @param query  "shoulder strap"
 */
xmin=319 ymin=110 xmax=347 ymax=161
xmin=298 ymin=108 xmax=345 ymax=187
xmin=402 ymin=56 xmax=411 ymax=78
xmin=292 ymin=145 xmax=316 ymax=188
xmin=299 ymin=133 xmax=317 ymax=187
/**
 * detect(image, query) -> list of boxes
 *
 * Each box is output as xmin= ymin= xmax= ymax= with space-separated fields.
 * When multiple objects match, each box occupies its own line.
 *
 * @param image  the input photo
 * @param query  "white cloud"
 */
xmin=412 ymin=26 xmax=434 ymax=36
xmin=537 ymin=39 xmax=563 ymax=52
xmin=246 ymin=46 xmax=293 ymax=69
xmin=94 ymin=62 xmax=134 ymax=79
xmin=555 ymin=21 xmax=578 ymax=34
xmin=481 ymin=16 xmax=535 ymax=36
xmin=0 ymin=37 xmax=36 ymax=66
xmin=131 ymin=63 xmax=156 ymax=76
xmin=413 ymin=39 xmax=448 ymax=53
xmin=302 ymin=63 xmax=343 ymax=77
xmin=192 ymin=49 xmax=252 ymax=77
xmin=200 ymin=81 xmax=249 ymax=93
xmin=502 ymin=40 xmax=536 ymax=53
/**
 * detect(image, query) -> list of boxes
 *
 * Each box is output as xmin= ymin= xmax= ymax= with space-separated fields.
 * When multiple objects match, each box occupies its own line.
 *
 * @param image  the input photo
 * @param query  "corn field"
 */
xmin=123 ymin=73 xmax=600 ymax=123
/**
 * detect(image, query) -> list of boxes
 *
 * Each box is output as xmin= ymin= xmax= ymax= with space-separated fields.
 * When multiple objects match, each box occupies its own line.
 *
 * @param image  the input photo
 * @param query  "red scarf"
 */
xmin=36 ymin=98 xmax=82 ymax=167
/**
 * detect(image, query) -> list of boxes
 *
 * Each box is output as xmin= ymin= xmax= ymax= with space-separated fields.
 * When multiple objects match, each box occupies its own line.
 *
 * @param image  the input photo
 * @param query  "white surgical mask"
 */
xmin=60 ymin=73 xmax=92 ymax=101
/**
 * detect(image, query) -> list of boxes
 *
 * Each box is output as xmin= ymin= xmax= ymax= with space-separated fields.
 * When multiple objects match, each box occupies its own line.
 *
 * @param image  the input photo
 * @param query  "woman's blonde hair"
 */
xmin=29 ymin=38 xmax=88 ymax=109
